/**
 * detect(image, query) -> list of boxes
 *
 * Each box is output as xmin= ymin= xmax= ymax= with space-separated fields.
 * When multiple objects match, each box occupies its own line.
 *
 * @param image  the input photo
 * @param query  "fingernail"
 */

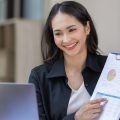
xmin=100 ymin=101 xmax=108 ymax=106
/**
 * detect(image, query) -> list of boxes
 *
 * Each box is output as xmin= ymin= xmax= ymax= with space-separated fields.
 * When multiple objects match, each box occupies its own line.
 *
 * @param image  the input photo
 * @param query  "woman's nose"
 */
xmin=63 ymin=34 xmax=70 ymax=43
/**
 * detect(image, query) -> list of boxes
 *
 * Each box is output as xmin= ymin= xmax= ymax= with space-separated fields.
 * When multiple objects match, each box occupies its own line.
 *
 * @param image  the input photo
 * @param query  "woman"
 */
xmin=29 ymin=1 xmax=107 ymax=120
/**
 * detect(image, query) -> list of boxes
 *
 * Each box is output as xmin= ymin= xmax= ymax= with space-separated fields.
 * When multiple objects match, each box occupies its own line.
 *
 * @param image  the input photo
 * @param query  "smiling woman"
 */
xmin=29 ymin=1 xmax=108 ymax=120
xmin=52 ymin=12 xmax=90 ymax=58
xmin=41 ymin=1 xmax=99 ymax=64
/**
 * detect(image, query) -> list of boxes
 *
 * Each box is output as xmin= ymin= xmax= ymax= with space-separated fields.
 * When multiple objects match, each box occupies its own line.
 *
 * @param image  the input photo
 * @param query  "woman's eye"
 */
xmin=54 ymin=33 xmax=61 ymax=36
xmin=69 ymin=29 xmax=76 ymax=32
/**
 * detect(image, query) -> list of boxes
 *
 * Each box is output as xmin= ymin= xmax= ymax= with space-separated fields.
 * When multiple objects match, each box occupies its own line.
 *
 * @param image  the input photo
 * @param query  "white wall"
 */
xmin=45 ymin=0 xmax=120 ymax=54
xmin=78 ymin=0 xmax=120 ymax=54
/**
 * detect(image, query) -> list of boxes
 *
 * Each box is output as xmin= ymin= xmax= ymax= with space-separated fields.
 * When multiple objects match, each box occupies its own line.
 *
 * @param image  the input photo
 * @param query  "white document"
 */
xmin=91 ymin=53 xmax=120 ymax=120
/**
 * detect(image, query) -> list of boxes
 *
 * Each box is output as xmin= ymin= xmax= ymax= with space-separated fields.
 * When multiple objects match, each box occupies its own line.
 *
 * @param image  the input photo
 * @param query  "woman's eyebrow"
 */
xmin=66 ymin=25 xmax=76 ymax=29
xmin=53 ymin=29 xmax=61 ymax=32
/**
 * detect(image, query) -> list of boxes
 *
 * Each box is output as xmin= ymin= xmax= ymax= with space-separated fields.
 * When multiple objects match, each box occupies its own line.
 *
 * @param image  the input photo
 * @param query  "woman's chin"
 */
xmin=64 ymin=51 xmax=81 ymax=57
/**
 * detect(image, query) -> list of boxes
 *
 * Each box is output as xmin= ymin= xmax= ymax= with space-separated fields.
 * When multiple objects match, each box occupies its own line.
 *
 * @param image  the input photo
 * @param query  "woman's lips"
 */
xmin=64 ymin=42 xmax=78 ymax=50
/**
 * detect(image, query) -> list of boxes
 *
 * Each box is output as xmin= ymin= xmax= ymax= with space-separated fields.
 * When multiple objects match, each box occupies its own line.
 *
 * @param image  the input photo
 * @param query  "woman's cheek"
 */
xmin=54 ymin=38 xmax=62 ymax=47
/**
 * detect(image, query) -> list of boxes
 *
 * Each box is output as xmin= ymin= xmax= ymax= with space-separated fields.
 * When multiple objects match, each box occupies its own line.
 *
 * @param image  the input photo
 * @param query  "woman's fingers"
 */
xmin=90 ymin=98 xmax=108 ymax=104
xmin=75 ymin=98 xmax=108 ymax=120
xmin=90 ymin=107 xmax=103 ymax=114
xmin=85 ymin=98 xmax=107 ymax=111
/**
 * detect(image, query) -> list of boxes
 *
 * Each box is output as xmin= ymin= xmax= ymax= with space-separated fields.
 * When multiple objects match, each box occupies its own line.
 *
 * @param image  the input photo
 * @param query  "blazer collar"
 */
xmin=46 ymin=58 xmax=66 ymax=78
xmin=46 ymin=53 xmax=102 ymax=79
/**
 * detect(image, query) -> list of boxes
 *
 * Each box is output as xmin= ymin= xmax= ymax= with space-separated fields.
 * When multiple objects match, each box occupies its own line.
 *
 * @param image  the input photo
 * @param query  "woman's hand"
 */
xmin=75 ymin=98 xmax=108 ymax=120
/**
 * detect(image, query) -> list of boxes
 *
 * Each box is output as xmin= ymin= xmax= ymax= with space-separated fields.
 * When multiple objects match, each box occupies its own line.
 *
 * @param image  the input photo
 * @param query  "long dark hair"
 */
xmin=41 ymin=1 xmax=99 ymax=64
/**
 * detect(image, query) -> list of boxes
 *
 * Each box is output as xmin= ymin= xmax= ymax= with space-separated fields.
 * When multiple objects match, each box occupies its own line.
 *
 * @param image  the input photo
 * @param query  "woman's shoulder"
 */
xmin=31 ymin=63 xmax=52 ymax=76
xmin=87 ymin=53 xmax=107 ymax=71
xmin=96 ymin=54 xmax=107 ymax=62
xmin=97 ymin=54 xmax=107 ymax=59
xmin=89 ymin=53 xmax=107 ymax=62
xmin=95 ymin=54 xmax=107 ymax=68
xmin=29 ymin=63 xmax=53 ymax=85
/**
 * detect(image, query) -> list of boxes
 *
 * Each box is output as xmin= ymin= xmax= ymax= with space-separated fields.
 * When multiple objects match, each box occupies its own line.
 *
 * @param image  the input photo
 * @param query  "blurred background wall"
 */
xmin=0 ymin=0 xmax=120 ymax=83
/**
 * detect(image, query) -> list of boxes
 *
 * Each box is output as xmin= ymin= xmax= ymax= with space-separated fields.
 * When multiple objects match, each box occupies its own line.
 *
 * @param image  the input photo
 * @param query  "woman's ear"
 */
xmin=85 ymin=21 xmax=90 ymax=35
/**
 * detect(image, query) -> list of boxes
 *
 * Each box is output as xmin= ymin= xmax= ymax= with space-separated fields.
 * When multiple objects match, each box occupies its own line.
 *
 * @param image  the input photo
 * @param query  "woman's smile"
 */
xmin=63 ymin=42 xmax=78 ymax=50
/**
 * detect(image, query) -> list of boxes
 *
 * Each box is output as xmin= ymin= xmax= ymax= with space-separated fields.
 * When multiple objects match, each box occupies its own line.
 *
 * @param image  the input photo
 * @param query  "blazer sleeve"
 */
xmin=29 ymin=69 xmax=76 ymax=120
xmin=28 ymin=69 xmax=47 ymax=120
xmin=62 ymin=113 xmax=76 ymax=120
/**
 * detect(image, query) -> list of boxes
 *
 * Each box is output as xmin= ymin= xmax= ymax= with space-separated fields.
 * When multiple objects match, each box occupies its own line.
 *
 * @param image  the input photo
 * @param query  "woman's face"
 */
xmin=52 ymin=12 xmax=90 ymax=57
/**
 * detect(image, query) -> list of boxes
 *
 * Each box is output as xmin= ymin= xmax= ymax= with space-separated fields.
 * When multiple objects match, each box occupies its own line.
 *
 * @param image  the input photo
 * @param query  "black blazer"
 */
xmin=29 ymin=53 xmax=107 ymax=120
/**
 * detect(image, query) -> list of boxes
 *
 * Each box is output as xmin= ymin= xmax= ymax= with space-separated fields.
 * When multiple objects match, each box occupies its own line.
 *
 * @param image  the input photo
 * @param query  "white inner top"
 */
xmin=67 ymin=82 xmax=90 ymax=115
